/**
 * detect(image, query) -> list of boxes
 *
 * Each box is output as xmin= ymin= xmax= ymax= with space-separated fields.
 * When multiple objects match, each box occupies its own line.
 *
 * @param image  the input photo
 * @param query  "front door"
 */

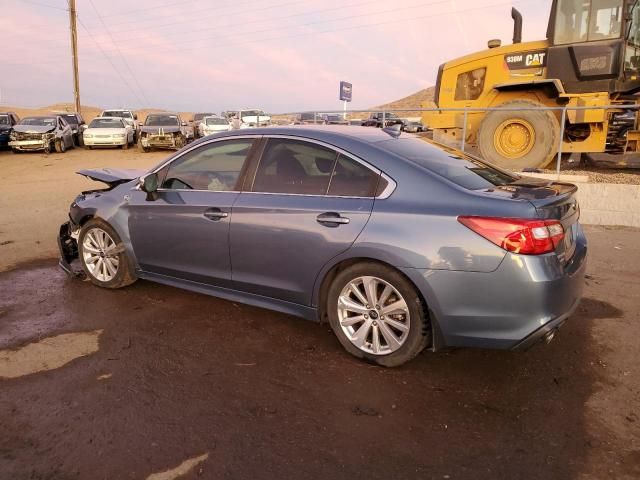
xmin=230 ymin=137 xmax=381 ymax=305
xmin=128 ymin=137 xmax=258 ymax=287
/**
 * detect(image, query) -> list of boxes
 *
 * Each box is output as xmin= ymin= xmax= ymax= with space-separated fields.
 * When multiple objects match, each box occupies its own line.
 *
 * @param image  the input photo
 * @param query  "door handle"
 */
xmin=203 ymin=208 xmax=229 ymax=221
xmin=316 ymin=212 xmax=350 ymax=226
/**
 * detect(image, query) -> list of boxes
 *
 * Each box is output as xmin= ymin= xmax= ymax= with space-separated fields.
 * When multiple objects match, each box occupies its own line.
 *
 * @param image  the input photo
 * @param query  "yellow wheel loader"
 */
xmin=423 ymin=1 xmax=640 ymax=169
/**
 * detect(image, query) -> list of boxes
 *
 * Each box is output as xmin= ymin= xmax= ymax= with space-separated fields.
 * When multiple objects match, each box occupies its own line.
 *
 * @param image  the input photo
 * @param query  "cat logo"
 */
xmin=504 ymin=50 xmax=547 ymax=70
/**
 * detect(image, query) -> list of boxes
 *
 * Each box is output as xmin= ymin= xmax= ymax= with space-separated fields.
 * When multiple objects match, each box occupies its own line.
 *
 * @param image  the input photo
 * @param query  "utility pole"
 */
xmin=68 ymin=0 xmax=81 ymax=114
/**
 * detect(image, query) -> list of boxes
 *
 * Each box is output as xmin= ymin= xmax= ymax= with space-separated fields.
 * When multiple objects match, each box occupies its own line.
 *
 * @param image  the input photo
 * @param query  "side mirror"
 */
xmin=133 ymin=114 xmax=138 ymax=120
xmin=140 ymin=173 xmax=159 ymax=201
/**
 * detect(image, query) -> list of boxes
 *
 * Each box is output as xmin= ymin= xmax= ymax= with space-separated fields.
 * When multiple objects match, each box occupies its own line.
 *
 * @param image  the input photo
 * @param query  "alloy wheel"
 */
xmin=337 ymin=276 xmax=410 ymax=355
xmin=82 ymin=227 xmax=120 ymax=282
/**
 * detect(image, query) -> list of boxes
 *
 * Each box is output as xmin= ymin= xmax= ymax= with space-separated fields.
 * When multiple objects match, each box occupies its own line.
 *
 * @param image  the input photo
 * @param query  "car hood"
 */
xmin=141 ymin=125 xmax=181 ymax=133
xmin=13 ymin=125 xmax=55 ymax=134
xmin=77 ymin=168 xmax=145 ymax=187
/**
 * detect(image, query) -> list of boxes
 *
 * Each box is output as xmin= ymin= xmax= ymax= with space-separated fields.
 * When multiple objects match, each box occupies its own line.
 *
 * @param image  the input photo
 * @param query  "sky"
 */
xmin=1 ymin=0 xmax=553 ymax=113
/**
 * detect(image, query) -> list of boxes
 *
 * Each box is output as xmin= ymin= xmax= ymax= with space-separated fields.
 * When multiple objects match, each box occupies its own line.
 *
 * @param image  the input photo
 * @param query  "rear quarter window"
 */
xmin=376 ymin=138 xmax=517 ymax=190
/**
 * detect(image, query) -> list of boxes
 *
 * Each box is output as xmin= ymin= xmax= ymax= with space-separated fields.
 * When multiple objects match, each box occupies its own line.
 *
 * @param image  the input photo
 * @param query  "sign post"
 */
xmin=339 ymin=81 xmax=352 ymax=120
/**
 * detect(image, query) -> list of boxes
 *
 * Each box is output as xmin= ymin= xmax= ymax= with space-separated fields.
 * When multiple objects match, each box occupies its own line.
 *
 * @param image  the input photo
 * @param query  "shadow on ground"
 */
xmin=0 ymin=260 xmax=617 ymax=480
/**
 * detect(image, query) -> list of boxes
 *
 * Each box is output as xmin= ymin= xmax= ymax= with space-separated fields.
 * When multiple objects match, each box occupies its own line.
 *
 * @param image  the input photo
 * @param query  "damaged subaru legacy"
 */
xmin=58 ymin=126 xmax=587 ymax=367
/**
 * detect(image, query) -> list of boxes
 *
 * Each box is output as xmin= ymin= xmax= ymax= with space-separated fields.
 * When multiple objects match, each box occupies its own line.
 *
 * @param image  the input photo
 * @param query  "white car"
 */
xmin=83 ymin=117 xmax=134 ymax=149
xmin=198 ymin=116 xmax=232 ymax=136
xmin=99 ymin=109 xmax=139 ymax=140
xmin=226 ymin=109 xmax=271 ymax=129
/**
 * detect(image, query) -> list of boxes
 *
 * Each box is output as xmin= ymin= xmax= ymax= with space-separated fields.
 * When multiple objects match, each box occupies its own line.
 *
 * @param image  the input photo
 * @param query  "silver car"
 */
xmin=58 ymin=126 xmax=586 ymax=366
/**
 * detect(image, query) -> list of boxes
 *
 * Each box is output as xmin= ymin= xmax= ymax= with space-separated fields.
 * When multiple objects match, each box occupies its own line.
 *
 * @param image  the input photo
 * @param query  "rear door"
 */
xmin=127 ymin=137 xmax=258 ymax=287
xmin=229 ymin=136 xmax=382 ymax=305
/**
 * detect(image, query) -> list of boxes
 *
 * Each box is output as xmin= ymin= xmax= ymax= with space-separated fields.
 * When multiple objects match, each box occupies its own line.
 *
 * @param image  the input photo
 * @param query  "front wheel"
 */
xmin=477 ymin=99 xmax=559 ymax=170
xmin=138 ymin=138 xmax=150 ymax=152
xmin=55 ymin=138 xmax=66 ymax=153
xmin=327 ymin=262 xmax=430 ymax=367
xmin=78 ymin=219 xmax=137 ymax=289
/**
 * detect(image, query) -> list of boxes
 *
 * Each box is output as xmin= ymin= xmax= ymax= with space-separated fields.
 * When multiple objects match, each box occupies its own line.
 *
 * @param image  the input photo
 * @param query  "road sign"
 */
xmin=339 ymin=81 xmax=352 ymax=102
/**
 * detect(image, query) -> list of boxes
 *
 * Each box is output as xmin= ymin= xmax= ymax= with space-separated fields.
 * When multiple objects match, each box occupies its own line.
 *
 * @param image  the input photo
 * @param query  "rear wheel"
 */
xmin=78 ymin=219 xmax=137 ymax=289
xmin=327 ymin=262 xmax=430 ymax=367
xmin=477 ymin=99 xmax=559 ymax=170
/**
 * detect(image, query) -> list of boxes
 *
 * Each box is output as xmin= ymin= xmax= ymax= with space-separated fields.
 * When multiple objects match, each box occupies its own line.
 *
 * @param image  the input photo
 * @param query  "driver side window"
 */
xmin=160 ymin=139 xmax=255 ymax=191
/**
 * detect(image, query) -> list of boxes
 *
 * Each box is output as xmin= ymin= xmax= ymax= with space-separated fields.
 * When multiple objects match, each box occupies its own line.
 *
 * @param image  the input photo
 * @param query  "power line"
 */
xmin=112 ymin=0 xmax=401 ymax=43
xmin=17 ymin=0 xmax=67 ymax=11
xmin=97 ymin=0 xmax=199 ymax=18
xmin=179 ymin=0 xmax=533 ymax=53
xmin=76 ymin=15 xmax=144 ymax=106
xmin=135 ymin=0 xmax=457 ymax=50
xmin=86 ymin=0 xmax=150 ymax=106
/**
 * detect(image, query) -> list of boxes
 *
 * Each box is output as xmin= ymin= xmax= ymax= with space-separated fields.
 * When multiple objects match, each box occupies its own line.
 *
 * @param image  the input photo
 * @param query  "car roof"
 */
xmin=216 ymin=125 xmax=404 ymax=142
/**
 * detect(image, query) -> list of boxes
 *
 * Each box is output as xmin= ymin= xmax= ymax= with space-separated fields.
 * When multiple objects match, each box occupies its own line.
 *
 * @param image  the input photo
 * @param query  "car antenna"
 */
xmin=382 ymin=124 xmax=401 ymax=138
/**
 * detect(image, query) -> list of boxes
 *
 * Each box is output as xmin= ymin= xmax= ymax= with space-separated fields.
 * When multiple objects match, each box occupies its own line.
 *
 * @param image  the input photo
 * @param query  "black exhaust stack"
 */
xmin=511 ymin=8 xmax=522 ymax=44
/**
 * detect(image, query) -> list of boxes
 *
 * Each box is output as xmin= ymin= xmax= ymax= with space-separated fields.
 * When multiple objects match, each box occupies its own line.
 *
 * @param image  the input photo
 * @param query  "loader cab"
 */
xmin=546 ymin=0 xmax=640 ymax=94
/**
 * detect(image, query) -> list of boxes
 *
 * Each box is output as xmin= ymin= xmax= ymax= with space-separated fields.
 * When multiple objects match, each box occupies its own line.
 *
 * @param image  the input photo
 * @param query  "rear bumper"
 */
xmin=401 ymin=224 xmax=588 ymax=350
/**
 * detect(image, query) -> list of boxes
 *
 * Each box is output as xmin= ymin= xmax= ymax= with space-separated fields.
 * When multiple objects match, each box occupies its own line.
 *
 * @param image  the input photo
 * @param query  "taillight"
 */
xmin=458 ymin=216 xmax=565 ymax=255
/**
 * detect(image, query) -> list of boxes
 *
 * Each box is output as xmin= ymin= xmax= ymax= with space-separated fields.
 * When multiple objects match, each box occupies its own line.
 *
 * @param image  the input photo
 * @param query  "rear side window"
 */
xmin=377 ymin=138 xmax=517 ymax=190
xmin=328 ymin=154 xmax=379 ymax=197
xmin=160 ymin=139 xmax=254 ymax=191
xmin=252 ymin=139 xmax=338 ymax=195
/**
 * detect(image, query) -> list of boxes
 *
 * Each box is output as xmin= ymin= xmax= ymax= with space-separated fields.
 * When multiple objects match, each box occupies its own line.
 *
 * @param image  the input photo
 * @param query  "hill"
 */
xmin=373 ymin=86 xmax=435 ymax=117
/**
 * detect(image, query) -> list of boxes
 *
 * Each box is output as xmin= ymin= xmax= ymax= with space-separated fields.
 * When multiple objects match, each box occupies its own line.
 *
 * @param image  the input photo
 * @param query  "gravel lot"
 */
xmin=0 ymin=146 xmax=639 ymax=479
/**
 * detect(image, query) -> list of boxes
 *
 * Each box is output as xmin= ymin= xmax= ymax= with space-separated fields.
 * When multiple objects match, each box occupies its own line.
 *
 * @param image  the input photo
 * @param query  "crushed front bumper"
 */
xmin=141 ymin=135 xmax=178 ymax=149
xmin=9 ymin=139 xmax=48 ymax=151
xmin=58 ymin=221 xmax=84 ymax=278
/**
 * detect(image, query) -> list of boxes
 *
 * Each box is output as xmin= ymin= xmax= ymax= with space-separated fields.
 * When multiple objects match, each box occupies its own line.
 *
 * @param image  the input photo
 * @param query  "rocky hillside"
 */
xmin=373 ymin=86 xmax=435 ymax=116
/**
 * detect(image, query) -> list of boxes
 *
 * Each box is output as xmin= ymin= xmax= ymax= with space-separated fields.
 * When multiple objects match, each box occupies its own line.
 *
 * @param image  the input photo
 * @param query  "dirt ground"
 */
xmin=0 ymin=147 xmax=639 ymax=479
xmin=0 ymin=147 xmax=166 ymax=271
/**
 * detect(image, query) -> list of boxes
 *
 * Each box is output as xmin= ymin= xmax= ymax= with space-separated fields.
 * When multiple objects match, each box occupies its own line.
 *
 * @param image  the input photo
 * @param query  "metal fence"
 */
xmin=272 ymin=104 xmax=639 ymax=176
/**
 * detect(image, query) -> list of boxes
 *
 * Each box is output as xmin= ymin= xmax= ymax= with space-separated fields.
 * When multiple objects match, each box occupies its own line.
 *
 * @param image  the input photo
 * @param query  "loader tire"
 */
xmin=477 ymin=99 xmax=559 ymax=170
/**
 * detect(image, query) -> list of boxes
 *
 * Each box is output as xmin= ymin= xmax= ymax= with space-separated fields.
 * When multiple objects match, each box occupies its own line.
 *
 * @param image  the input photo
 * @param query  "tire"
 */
xmin=78 ymin=219 xmax=137 ymax=289
xmin=44 ymin=141 xmax=52 ymax=154
xmin=327 ymin=262 xmax=430 ymax=367
xmin=477 ymin=99 xmax=559 ymax=170
xmin=55 ymin=138 xmax=66 ymax=153
xmin=138 ymin=138 xmax=150 ymax=152
xmin=122 ymin=140 xmax=129 ymax=150
xmin=175 ymin=134 xmax=185 ymax=149
xmin=84 ymin=145 xmax=92 ymax=150
xmin=11 ymin=148 xmax=22 ymax=154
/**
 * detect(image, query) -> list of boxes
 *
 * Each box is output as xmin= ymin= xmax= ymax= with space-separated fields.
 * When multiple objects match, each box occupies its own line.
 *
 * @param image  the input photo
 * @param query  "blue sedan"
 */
xmin=58 ymin=126 xmax=586 ymax=366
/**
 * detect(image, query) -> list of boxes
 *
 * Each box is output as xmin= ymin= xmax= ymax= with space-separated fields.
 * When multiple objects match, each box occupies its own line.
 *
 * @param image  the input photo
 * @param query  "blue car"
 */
xmin=58 ymin=126 xmax=586 ymax=366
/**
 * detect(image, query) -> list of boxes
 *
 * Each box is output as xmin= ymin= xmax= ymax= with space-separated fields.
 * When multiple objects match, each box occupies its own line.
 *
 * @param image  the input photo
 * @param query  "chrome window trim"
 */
xmin=249 ymin=134 xmax=397 ymax=200
xmin=136 ymin=133 xmax=397 ymax=199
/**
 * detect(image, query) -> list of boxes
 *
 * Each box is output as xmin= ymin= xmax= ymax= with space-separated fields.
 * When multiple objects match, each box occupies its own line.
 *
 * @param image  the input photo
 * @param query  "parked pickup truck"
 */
xmin=361 ymin=112 xmax=407 ymax=129
xmin=138 ymin=113 xmax=189 ymax=152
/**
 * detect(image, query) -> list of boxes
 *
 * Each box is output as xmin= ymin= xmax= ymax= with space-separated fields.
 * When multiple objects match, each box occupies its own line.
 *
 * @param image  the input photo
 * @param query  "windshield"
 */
xmin=377 ymin=137 xmax=518 ymax=190
xmin=241 ymin=110 xmax=266 ymax=119
xmin=60 ymin=114 xmax=78 ymax=125
xmin=103 ymin=111 xmax=132 ymax=119
xmin=0 ymin=115 xmax=9 ymax=125
xmin=205 ymin=117 xmax=228 ymax=126
xmin=194 ymin=113 xmax=215 ymax=122
xmin=554 ymin=0 xmax=623 ymax=44
xmin=20 ymin=117 xmax=57 ymax=127
xmin=145 ymin=115 xmax=179 ymax=126
xmin=89 ymin=118 xmax=125 ymax=128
